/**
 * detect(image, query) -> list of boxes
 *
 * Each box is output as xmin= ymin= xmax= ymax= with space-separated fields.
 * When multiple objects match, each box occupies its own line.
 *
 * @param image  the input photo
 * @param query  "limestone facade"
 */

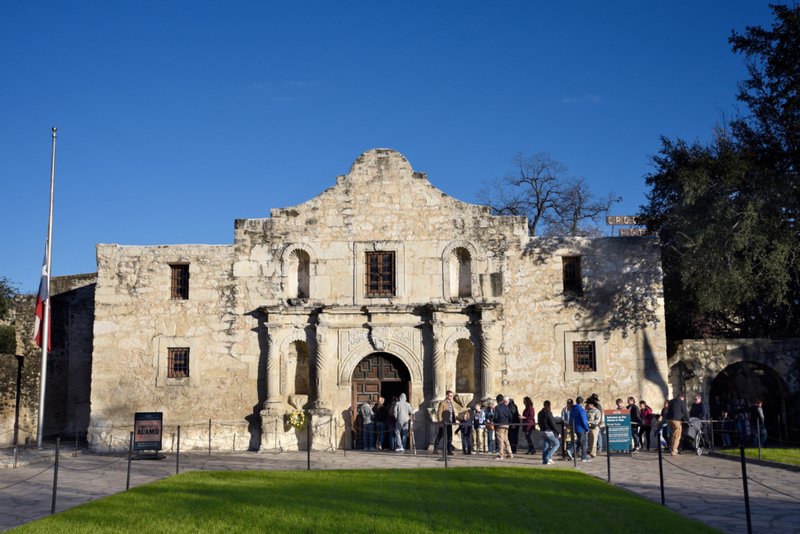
xmin=87 ymin=149 xmax=670 ymax=451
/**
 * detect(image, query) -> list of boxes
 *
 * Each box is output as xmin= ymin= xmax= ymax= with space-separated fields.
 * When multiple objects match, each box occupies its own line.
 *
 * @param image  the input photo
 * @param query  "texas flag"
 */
xmin=34 ymin=248 xmax=51 ymax=350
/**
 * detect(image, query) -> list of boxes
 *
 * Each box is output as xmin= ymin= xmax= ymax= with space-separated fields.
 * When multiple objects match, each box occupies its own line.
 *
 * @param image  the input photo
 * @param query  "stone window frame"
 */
xmin=354 ymin=241 xmax=406 ymax=305
xmin=558 ymin=328 xmax=607 ymax=381
xmin=169 ymin=263 xmax=190 ymax=300
xmin=280 ymin=243 xmax=317 ymax=302
xmin=155 ymin=336 xmax=199 ymax=387
xmin=440 ymin=240 xmax=484 ymax=300
xmin=562 ymin=256 xmax=582 ymax=294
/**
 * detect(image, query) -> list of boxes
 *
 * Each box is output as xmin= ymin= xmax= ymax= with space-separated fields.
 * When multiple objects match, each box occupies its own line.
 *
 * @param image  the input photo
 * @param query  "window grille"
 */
xmin=167 ymin=348 xmax=190 ymax=378
xmin=170 ymin=264 xmax=189 ymax=300
xmin=365 ymin=251 xmax=395 ymax=296
xmin=562 ymin=256 xmax=582 ymax=293
xmin=573 ymin=341 xmax=596 ymax=372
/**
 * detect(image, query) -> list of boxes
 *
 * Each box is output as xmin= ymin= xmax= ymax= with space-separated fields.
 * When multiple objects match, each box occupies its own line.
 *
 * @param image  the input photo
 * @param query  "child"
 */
xmin=454 ymin=411 xmax=473 ymax=455
xmin=720 ymin=411 xmax=733 ymax=448
xmin=473 ymin=401 xmax=486 ymax=454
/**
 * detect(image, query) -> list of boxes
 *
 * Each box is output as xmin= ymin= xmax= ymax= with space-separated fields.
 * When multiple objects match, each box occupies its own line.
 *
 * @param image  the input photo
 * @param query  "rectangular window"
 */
xmin=170 ymin=264 xmax=189 ymax=300
xmin=167 ymin=348 xmax=190 ymax=378
xmin=365 ymin=251 xmax=395 ymax=296
xmin=562 ymin=256 xmax=582 ymax=293
xmin=573 ymin=341 xmax=596 ymax=372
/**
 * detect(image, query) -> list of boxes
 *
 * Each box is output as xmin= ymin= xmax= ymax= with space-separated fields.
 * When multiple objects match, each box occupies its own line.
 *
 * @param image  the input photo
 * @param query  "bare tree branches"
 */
xmin=475 ymin=152 xmax=620 ymax=236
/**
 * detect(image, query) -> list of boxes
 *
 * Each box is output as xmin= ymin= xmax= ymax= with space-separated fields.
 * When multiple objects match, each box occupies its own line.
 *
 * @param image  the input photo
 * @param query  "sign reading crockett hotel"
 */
xmin=134 ymin=412 xmax=163 ymax=451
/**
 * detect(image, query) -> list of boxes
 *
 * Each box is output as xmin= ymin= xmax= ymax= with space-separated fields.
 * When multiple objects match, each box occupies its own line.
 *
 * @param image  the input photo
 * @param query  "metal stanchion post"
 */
xmin=307 ymin=423 xmax=311 ymax=471
xmin=658 ymin=438 xmax=665 ymax=506
xmin=740 ymin=444 xmax=753 ymax=534
xmin=126 ymin=432 xmax=133 ymax=490
xmin=710 ymin=419 xmax=715 ymax=451
xmin=51 ymin=438 xmax=60 ymax=515
xmin=208 ymin=419 xmax=212 ymax=456
xmin=275 ymin=419 xmax=278 ymax=453
xmin=76 ymin=432 xmax=79 ymax=454
xmin=561 ymin=421 xmax=566 ymax=459
xmin=605 ymin=427 xmax=611 ymax=483
xmin=176 ymin=426 xmax=181 ymax=475
xmin=443 ymin=424 xmax=448 ymax=468
xmin=778 ymin=415 xmax=783 ymax=448
xmin=14 ymin=443 xmax=18 ymax=469
xmin=757 ymin=420 xmax=762 ymax=460
xmin=571 ymin=420 xmax=576 ymax=468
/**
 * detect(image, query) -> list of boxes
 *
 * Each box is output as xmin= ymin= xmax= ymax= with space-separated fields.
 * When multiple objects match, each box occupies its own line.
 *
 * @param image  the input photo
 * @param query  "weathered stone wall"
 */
xmin=87 ymin=149 xmax=670 ymax=451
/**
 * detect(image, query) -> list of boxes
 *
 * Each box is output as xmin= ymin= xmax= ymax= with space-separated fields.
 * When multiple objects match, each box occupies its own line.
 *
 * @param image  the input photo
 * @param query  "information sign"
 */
xmin=604 ymin=409 xmax=632 ymax=453
xmin=134 ymin=412 xmax=163 ymax=451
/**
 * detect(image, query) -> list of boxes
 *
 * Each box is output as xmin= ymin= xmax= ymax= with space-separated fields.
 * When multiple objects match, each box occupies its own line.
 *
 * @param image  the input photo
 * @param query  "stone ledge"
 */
xmin=709 ymin=450 xmax=800 ymax=473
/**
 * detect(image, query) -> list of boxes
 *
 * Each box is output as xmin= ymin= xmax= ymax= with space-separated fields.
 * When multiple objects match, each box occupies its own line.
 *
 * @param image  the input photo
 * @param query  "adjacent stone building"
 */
xmin=86 ymin=149 xmax=670 ymax=451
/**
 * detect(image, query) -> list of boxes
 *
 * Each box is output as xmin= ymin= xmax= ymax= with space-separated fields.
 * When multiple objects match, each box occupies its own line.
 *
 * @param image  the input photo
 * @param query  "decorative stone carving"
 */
xmin=432 ymin=319 xmax=445 ymax=400
xmin=480 ymin=321 xmax=495 ymax=400
xmin=454 ymin=393 xmax=473 ymax=409
xmin=314 ymin=321 xmax=333 ymax=409
xmin=264 ymin=326 xmax=284 ymax=408
xmin=370 ymin=326 xmax=391 ymax=351
xmin=288 ymin=395 xmax=308 ymax=410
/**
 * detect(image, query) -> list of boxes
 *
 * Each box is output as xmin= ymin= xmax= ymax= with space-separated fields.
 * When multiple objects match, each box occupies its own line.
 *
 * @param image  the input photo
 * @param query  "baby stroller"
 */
xmin=683 ymin=417 xmax=711 ymax=455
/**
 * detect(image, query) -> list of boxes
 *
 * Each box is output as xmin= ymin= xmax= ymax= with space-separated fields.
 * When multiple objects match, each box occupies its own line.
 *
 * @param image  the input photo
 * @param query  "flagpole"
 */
xmin=36 ymin=127 xmax=56 ymax=449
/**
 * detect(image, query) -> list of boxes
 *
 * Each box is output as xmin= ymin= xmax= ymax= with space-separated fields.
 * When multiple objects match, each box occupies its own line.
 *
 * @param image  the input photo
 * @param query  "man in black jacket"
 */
xmin=666 ymin=393 xmax=690 ymax=456
xmin=627 ymin=397 xmax=643 ymax=452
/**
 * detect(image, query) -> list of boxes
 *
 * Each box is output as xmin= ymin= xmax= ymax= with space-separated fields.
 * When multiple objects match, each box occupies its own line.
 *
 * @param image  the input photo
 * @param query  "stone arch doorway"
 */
xmin=351 ymin=352 xmax=411 ymax=448
xmin=710 ymin=361 xmax=791 ymax=441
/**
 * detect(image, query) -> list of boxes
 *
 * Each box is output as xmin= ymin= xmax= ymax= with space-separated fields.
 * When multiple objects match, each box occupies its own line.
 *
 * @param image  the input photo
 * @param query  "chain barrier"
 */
xmin=58 ymin=456 xmax=126 ymax=471
xmin=0 ymin=463 xmax=54 ymax=492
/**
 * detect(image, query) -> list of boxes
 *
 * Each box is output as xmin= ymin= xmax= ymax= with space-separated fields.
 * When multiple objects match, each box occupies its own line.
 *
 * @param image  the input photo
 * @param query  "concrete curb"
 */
xmin=0 ymin=450 xmax=83 ymax=469
xmin=708 ymin=450 xmax=800 ymax=473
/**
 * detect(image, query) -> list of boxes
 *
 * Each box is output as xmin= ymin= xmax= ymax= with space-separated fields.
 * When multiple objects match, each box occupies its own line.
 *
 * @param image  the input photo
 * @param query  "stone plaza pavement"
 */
xmin=0 ymin=446 xmax=798 ymax=533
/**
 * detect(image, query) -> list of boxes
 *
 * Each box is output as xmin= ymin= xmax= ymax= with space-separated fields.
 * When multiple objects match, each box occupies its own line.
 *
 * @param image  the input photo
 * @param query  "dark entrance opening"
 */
xmin=709 ymin=361 xmax=791 ymax=444
xmin=351 ymin=352 xmax=411 ymax=449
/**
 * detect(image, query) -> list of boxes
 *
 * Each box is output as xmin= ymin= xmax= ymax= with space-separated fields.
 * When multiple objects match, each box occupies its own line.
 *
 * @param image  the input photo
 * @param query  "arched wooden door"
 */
xmin=351 ymin=352 xmax=411 ymax=448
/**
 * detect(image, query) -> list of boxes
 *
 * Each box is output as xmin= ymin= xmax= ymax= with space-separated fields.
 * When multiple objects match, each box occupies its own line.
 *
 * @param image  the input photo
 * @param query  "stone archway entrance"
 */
xmin=351 ymin=352 xmax=411 ymax=449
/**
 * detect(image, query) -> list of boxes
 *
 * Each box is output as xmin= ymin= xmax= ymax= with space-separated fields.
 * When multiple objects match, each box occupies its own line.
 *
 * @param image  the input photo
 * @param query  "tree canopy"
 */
xmin=640 ymin=4 xmax=800 ymax=339
xmin=476 ymin=152 xmax=620 ymax=237
xmin=0 ymin=277 xmax=18 ymax=354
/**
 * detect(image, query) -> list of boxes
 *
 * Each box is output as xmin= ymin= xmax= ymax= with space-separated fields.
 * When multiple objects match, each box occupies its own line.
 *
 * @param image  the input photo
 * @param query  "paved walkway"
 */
xmin=0 ymin=446 xmax=798 ymax=533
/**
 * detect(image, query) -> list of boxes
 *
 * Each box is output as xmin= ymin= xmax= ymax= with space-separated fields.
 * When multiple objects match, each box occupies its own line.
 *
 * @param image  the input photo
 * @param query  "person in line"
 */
xmin=508 ymin=398 xmax=521 ymax=454
xmin=639 ymin=400 xmax=653 ymax=451
xmin=455 ymin=411 xmax=474 ymax=455
xmin=393 ymin=393 xmax=414 ymax=452
xmin=538 ymin=400 xmax=561 ymax=465
xmin=735 ymin=398 xmax=749 ymax=446
xmin=690 ymin=395 xmax=705 ymax=420
xmin=666 ymin=393 xmax=690 ymax=456
xmin=522 ymin=396 xmax=537 ymax=455
xmin=750 ymin=399 xmax=767 ymax=448
xmin=570 ymin=396 xmax=591 ymax=462
xmin=651 ymin=414 xmax=665 ymax=449
xmin=473 ymin=400 xmax=486 ymax=454
xmin=493 ymin=394 xmax=514 ymax=459
xmin=586 ymin=398 xmax=601 ymax=458
xmin=660 ymin=400 xmax=671 ymax=442
xmin=627 ymin=397 xmax=643 ymax=453
xmin=588 ymin=393 xmax=604 ymax=452
xmin=485 ymin=401 xmax=496 ymax=454
xmin=386 ymin=396 xmax=398 ymax=451
xmin=360 ymin=400 xmax=376 ymax=451
xmin=374 ymin=397 xmax=388 ymax=451
xmin=720 ymin=411 xmax=734 ymax=448
xmin=436 ymin=390 xmax=457 ymax=455
xmin=561 ymin=399 xmax=574 ymax=460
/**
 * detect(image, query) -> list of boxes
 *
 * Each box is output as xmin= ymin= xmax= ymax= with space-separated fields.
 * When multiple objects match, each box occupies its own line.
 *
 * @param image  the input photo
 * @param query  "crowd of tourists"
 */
xmin=357 ymin=389 xmax=769 ymax=461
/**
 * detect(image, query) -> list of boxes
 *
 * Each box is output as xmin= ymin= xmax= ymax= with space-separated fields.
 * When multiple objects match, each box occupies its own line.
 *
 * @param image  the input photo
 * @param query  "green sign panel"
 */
xmin=134 ymin=412 xmax=163 ymax=451
xmin=604 ymin=409 xmax=632 ymax=453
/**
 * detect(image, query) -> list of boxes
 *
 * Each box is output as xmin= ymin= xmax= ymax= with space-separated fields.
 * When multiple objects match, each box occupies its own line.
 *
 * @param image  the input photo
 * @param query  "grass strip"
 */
xmin=717 ymin=448 xmax=800 ymax=466
xmin=9 ymin=467 xmax=722 ymax=534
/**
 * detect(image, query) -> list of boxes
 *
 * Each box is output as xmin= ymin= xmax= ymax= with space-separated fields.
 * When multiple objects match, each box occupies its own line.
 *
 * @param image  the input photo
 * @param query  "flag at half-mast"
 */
xmin=34 ymin=247 xmax=50 ymax=350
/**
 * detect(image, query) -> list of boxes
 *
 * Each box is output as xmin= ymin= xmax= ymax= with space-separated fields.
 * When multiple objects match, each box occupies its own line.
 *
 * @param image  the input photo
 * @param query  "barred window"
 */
xmin=365 ymin=251 xmax=395 ymax=296
xmin=573 ymin=341 xmax=596 ymax=372
xmin=167 ymin=348 xmax=190 ymax=378
xmin=170 ymin=264 xmax=189 ymax=300
xmin=562 ymin=256 xmax=582 ymax=293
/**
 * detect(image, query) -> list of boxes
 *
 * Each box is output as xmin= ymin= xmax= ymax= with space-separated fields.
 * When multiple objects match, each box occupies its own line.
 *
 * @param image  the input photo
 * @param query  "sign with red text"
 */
xmin=134 ymin=412 xmax=163 ymax=451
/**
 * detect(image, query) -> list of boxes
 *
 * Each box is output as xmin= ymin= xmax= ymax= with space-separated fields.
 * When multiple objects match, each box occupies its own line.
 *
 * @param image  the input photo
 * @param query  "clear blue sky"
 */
xmin=1 ymin=1 xmax=778 ymax=293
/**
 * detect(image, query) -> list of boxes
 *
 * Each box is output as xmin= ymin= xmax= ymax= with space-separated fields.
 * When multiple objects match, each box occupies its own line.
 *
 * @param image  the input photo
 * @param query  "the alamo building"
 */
xmin=82 ymin=148 xmax=669 ymax=451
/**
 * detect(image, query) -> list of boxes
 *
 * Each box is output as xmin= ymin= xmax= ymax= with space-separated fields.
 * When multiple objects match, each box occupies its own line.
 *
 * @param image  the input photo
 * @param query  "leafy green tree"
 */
xmin=0 ymin=277 xmax=18 ymax=354
xmin=641 ymin=4 xmax=800 ymax=339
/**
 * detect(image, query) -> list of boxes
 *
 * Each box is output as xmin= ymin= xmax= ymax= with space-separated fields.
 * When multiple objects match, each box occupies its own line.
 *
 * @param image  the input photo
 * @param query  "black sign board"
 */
xmin=134 ymin=412 xmax=163 ymax=451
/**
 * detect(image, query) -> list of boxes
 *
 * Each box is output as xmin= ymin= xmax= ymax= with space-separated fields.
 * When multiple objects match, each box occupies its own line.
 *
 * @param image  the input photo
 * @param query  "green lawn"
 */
xmin=10 ymin=467 xmax=722 ymax=534
xmin=718 ymin=448 xmax=800 ymax=466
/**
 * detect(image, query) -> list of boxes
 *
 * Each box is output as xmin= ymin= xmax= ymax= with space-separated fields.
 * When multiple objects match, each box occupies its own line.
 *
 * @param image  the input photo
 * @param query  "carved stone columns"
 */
xmin=480 ymin=320 xmax=495 ymax=401
xmin=264 ymin=325 xmax=284 ymax=410
xmin=313 ymin=318 xmax=333 ymax=409
xmin=432 ymin=318 xmax=446 ymax=400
